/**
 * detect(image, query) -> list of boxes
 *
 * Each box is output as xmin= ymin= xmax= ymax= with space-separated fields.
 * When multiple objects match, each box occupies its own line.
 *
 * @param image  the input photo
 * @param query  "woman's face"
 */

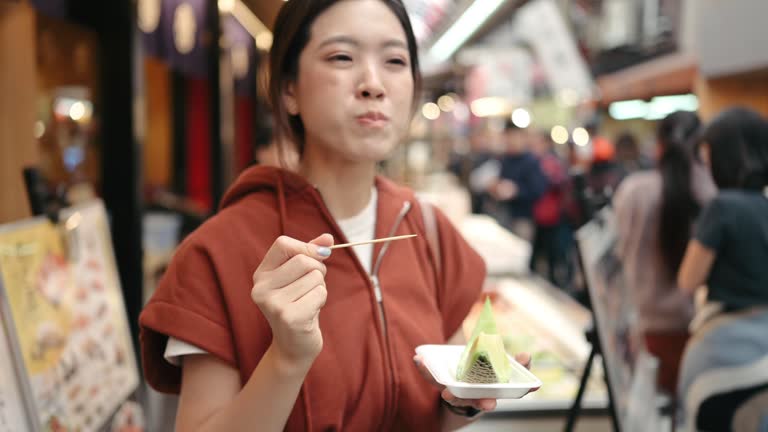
xmin=284 ymin=0 xmax=414 ymax=163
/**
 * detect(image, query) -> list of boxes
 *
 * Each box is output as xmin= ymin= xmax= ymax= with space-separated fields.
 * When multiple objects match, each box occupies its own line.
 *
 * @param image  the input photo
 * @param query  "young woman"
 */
xmin=677 ymin=107 xmax=768 ymax=431
xmin=139 ymin=1 xmax=529 ymax=431
xmin=613 ymin=111 xmax=716 ymax=395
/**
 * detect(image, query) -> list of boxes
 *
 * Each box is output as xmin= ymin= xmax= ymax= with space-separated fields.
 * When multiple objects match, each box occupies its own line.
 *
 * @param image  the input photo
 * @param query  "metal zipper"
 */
xmin=370 ymin=202 xmax=412 ymax=337
xmin=308 ymin=185 xmax=412 ymax=431
xmin=369 ymin=201 xmax=411 ymax=432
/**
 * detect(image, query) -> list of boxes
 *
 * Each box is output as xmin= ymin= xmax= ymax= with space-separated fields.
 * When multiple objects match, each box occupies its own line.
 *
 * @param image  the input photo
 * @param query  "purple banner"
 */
xmin=161 ymin=0 xmax=208 ymax=77
xmin=223 ymin=15 xmax=256 ymax=96
xmin=138 ymin=0 xmax=167 ymax=59
xmin=29 ymin=0 xmax=67 ymax=19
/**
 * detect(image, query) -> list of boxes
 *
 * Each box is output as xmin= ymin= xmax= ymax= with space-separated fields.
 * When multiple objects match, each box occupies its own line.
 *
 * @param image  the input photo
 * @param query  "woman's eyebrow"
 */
xmin=317 ymin=35 xmax=407 ymax=50
xmin=317 ymin=35 xmax=359 ymax=49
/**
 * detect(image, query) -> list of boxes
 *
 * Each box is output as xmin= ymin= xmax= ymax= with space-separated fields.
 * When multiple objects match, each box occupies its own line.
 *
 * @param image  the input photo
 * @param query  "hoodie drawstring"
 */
xmin=276 ymin=171 xmax=288 ymax=235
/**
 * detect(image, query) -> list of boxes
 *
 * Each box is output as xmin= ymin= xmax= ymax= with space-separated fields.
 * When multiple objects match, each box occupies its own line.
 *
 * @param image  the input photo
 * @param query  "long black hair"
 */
xmin=703 ymin=107 xmax=768 ymax=191
xmin=658 ymin=111 xmax=702 ymax=276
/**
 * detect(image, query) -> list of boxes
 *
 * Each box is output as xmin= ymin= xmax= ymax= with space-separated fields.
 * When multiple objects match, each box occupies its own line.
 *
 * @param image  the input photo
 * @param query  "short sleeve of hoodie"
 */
xmin=695 ymin=196 xmax=726 ymax=250
xmin=432 ymin=206 xmax=486 ymax=339
xmin=139 ymin=239 xmax=236 ymax=394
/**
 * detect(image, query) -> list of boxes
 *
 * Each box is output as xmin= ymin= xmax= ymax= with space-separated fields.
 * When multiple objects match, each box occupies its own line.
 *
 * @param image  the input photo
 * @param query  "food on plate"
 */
xmin=455 ymin=297 xmax=512 ymax=384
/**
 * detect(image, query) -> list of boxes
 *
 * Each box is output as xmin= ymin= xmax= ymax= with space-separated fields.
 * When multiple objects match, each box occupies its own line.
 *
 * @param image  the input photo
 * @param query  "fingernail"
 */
xmin=316 ymin=246 xmax=331 ymax=257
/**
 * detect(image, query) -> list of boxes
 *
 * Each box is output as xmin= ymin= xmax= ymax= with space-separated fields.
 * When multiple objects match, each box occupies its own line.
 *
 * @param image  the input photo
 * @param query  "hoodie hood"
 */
xmin=220 ymin=165 xmax=281 ymax=210
xmin=220 ymin=165 xmax=314 ymax=209
xmin=220 ymin=166 xmax=315 ymax=234
xmin=218 ymin=165 xmax=421 ymax=243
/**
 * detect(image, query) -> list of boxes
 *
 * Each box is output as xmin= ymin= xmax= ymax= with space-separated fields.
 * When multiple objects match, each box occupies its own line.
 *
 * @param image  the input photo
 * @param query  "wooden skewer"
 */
xmin=329 ymin=234 xmax=418 ymax=250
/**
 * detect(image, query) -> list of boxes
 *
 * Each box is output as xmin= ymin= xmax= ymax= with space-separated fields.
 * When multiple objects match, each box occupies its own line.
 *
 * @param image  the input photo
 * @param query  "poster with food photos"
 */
xmin=0 ymin=201 xmax=140 ymax=431
xmin=0 ymin=294 xmax=35 ymax=432
xmin=59 ymin=201 xmax=141 ymax=430
xmin=576 ymin=207 xmax=652 ymax=428
xmin=0 ymin=218 xmax=72 ymax=430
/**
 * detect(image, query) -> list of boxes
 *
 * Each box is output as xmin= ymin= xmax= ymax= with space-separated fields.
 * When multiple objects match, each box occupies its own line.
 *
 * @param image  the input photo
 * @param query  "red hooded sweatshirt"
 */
xmin=139 ymin=166 xmax=485 ymax=431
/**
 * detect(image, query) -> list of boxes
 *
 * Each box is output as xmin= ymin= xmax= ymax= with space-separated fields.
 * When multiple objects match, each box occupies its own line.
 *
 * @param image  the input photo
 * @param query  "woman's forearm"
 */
xmin=180 ymin=346 xmax=312 ymax=432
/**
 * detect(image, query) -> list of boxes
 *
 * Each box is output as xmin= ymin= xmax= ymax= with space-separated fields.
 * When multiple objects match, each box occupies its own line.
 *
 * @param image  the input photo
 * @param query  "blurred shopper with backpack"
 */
xmin=529 ymin=130 xmax=574 ymax=291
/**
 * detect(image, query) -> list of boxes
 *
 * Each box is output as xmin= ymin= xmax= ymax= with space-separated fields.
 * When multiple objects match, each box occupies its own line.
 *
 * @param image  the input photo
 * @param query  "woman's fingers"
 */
xmin=413 ymin=355 xmax=442 ymax=387
xmin=257 ymin=235 xmax=332 ymax=273
xmin=441 ymin=388 xmax=497 ymax=412
xmin=264 ymin=254 xmax=327 ymax=291
xmin=277 ymin=269 xmax=326 ymax=303
xmin=515 ymin=352 xmax=532 ymax=369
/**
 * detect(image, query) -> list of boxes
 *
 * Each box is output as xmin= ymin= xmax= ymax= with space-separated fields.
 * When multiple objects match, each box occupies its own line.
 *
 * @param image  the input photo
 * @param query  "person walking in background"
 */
xmin=677 ymin=107 xmax=768 ymax=431
xmin=487 ymin=119 xmax=548 ymax=242
xmin=529 ymin=130 xmax=574 ymax=290
xmin=450 ymin=127 xmax=493 ymax=214
xmin=613 ymin=111 xmax=716 ymax=396
xmin=615 ymin=131 xmax=654 ymax=175
xmin=586 ymin=135 xmax=623 ymax=216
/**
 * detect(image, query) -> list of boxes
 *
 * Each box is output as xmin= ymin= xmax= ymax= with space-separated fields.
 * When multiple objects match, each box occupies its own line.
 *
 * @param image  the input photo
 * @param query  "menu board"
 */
xmin=0 ymin=201 xmax=140 ymax=431
xmin=0 ymin=218 xmax=72 ymax=430
xmin=576 ymin=208 xmax=641 ymax=425
xmin=59 ymin=202 xmax=140 ymax=429
xmin=0 ymin=300 xmax=35 ymax=432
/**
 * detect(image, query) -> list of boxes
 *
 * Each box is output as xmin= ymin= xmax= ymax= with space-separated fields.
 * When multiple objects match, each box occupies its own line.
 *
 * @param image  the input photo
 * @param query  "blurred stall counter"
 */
xmin=415 ymin=174 xmax=532 ymax=276
xmin=459 ymin=215 xmax=532 ymax=276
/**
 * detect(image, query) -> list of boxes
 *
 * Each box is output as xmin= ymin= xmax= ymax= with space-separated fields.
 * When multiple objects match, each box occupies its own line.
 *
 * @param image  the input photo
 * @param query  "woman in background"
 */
xmin=678 ymin=107 xmax=768 ymax=431
xmin=613 ymin=111 xmax=716 ymax=395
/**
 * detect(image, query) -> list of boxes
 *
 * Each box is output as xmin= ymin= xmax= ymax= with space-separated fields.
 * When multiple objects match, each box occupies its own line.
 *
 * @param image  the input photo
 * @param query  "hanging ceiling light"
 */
xmin=428 ymin=0 xmax=506 ymax=64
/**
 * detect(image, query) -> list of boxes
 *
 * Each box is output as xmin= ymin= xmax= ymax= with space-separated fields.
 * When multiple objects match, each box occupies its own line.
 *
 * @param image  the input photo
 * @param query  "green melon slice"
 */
xmin=456 ymin=298 xmax=512 ymax=384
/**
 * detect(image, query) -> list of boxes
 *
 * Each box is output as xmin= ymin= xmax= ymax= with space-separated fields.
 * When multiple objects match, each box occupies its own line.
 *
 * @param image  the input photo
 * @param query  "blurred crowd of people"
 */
xmin=449 ymin=117 xmax=650 ymax=293
xmin=450 ymin=106 xmax=768 ymax=430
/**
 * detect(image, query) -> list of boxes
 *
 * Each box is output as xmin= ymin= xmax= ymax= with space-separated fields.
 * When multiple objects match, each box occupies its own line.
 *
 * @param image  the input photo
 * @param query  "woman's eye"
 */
xmin=387 ymin=58 xmax=407 ymax=66
xmin=330 ymin=54 xmax=353 ymax=62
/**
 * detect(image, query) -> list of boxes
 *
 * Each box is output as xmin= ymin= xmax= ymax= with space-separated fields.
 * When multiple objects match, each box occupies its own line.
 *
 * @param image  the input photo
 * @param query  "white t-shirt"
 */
xmin=163 ymin=187 xmax=378 ymax=366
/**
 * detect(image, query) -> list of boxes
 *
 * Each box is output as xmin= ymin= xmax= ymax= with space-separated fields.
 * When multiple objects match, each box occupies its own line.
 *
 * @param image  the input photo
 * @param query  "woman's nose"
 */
xmin=356 ymin=61 xmax=385 ymax=100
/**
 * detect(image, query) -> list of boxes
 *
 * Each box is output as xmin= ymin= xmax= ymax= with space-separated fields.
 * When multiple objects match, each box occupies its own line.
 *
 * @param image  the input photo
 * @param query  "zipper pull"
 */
xmin=370 ymin=275 xmax=383 ymax=303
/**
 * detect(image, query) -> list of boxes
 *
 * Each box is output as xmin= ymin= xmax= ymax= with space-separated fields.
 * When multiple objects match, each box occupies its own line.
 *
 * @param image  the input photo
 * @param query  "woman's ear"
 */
xmin=283 ymin=82 xmax=299 ymax=116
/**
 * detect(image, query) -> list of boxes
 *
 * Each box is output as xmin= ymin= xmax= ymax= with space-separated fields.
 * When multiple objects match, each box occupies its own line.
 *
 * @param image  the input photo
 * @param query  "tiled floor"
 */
xmin=144 ymin=385 xmax=615 ymax=432
xmin=462 ymin=415 xmax=613 ymax=432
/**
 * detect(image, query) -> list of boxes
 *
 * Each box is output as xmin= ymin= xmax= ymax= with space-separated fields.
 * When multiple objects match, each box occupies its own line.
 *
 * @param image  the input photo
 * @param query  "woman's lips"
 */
xmin=356 ymin=111 xmax=389 ymax=128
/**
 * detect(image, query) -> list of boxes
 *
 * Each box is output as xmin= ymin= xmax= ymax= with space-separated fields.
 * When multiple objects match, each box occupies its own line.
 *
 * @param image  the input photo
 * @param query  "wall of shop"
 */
xmin=36 ymin=13 xmax=100 ymax=194
xmin=691 ymin=0 xmax=768 ymax=120
xmin=696 ymin=71 xmax=768 ymax=120
xmin=695 ymin=0 xmax=768 ymax=78
xmin=0 ymin=3 xmax=38 ymax=224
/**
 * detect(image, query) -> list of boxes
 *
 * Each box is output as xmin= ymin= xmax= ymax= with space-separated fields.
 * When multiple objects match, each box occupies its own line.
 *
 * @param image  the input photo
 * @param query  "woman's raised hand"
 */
xmin=251 ymin=234 xmax=334 ymax=368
